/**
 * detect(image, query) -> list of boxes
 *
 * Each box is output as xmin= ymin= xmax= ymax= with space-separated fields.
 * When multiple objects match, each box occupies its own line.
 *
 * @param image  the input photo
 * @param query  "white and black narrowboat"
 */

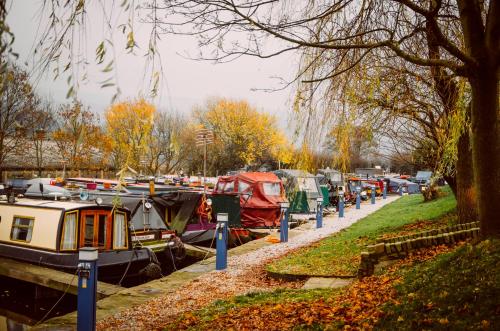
xmin=0 ymin=198 xmax=162 ymax=285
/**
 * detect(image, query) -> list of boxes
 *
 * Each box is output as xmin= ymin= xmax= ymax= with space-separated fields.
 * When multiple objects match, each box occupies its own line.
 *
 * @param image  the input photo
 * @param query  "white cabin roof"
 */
xmin=1 ymin=198 xmax=99 ymax=210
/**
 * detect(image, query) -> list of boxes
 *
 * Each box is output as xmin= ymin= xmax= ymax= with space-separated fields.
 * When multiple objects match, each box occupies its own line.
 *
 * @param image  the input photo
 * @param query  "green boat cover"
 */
xmin=320 ymin=185 xmax=330 ymax=207
xmin=210 ymin=194 xmax=242 ymax=227
xmin=290 ymin=191 xmax=310 ymax=213
xmin=170 ymin=195 xmax=200 ymax=234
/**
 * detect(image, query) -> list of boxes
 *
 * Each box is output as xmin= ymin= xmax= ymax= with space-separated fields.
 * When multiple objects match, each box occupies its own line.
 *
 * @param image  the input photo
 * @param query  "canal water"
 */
xmin=0 ymin=276 xmax=77 ymax=329
xmin=0 ymin=254 xmax=204 ymax=329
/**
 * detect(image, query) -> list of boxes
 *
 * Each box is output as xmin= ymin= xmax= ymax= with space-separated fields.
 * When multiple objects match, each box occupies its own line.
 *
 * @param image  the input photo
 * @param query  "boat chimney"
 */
xmin=5 ymin=185 xmax=15 ymax=204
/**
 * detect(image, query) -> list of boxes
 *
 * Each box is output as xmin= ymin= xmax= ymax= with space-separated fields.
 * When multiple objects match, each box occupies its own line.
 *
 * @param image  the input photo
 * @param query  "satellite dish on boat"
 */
xmin=80 ymin=190 xmax=89 ymax=201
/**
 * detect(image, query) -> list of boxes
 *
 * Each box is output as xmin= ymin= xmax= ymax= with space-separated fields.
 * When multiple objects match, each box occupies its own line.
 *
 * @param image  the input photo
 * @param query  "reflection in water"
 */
xmin=0 ymin=276 xmax=76 ymax=328
xmin=0 ymin=316 xmax=29 ymax=331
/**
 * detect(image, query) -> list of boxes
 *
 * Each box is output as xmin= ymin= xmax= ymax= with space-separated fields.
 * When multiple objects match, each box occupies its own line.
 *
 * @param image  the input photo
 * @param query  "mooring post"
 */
xmin=77 ymin=247 xmax=98 ymax=331
xmin=280 ymin=202 xmax=290 ymax=242
xmin=356 ymin=186 xmax=361 ymax=210
xmin=216 ymin=213 xmax=228 ymax=270
xmin=316 ymin=197 xmax=323 ymax=228
xmin=339 ymin=191 xmax=345 ymax=218
xmin=371 ymin=185 xmax=376 ymax=204
xmin=383 ymin=181 xmax=387 ymax=199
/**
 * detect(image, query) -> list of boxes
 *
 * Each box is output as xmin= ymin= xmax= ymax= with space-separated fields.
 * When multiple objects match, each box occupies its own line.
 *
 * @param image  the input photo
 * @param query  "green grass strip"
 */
xmin=266 ymin=188 xmax=457 ymax=277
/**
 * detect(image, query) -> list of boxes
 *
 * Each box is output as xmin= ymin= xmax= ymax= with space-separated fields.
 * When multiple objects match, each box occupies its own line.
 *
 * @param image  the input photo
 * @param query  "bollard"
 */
xmin=280 ymin=202 xmax=290 ymax=242
xmin=77 ymin=247 xmax=98 ymax=331
xmin=399 ymin=185 xmax=404 ymax=196
xmin=371 ymin=185 xmax=376 ymax=204
xmin=338 ymin=191 xmax=345 ymax=218
xmin=383 ymin=181 xmax=387 ymax=199
xmin=216 ymin=213 xmax=228 ymax=270
xmin=316 ymin=197 xmax=323 ymax=228
xmin=356 ymin=186 xmax=361 ymax=210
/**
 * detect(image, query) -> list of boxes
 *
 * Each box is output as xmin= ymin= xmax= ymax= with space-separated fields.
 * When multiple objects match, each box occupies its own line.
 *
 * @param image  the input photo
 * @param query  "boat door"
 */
xmin=80 ymin=210 xmax=112 ymax=250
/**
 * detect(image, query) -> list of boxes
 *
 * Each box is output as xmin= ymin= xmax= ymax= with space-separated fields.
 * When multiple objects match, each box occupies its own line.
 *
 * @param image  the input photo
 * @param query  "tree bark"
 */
xmin=455 ymin=127 xmax=477 ymax=223
xmin=470 ymin=66 xmax=500 ymax=237
xmin=443 ymin=174 xmax=457 ymax=196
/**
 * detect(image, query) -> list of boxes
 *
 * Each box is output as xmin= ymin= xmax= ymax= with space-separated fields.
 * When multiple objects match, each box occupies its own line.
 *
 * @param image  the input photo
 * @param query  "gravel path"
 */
xmin=97 ymin=196 xmax=399 ymax=331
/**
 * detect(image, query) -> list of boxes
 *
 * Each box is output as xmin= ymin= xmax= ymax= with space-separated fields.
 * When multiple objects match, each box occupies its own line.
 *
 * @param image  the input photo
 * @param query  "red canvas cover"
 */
xmin=214 ymin=172 xmax=286 ymax=227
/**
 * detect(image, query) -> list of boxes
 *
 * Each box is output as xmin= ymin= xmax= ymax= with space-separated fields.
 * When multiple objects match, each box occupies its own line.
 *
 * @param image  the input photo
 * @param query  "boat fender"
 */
xmin=139 ymin=262 xmax=162 ymax=281
xmin=144 ymin=246 xmax=161 ymax=265
xmin=168 ymin=236 xmax=186 ymax=261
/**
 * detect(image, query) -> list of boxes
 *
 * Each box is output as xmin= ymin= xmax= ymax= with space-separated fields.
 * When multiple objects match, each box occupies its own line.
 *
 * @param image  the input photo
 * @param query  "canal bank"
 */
xmin=35 ymin=196 xmax=399 ymax=330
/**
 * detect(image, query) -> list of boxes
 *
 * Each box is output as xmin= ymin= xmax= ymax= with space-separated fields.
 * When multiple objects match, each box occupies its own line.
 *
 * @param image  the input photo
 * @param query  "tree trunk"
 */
xmin=443 ymin=174 xmax=457 ymax=196
xmin=455 ymin=128 xmax=477 ymax=223
xmin=470 ymin=67 xmax=500 ymax=237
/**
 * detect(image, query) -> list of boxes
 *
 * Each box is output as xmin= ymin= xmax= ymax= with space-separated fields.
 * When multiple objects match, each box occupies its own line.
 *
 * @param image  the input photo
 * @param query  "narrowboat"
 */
xmin=152 ymin=191 xmax=217 ymax=245
xmin=0 ymin=197 xmax=162 ymax=285
xmin=96 ymin=194 xmax=186 ymax=272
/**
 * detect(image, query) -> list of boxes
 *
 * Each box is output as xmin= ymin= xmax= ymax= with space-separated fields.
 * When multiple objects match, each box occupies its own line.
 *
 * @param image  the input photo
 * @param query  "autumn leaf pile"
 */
xmin=96 ymin=263 xmax=303 ymax=331
xmin=166 ymin=244 xmax=460 ymax=331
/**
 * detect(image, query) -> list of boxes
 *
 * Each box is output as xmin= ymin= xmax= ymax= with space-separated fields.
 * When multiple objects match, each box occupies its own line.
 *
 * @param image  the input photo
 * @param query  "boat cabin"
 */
xmin=0 ymin=199 xmax=129 ymax=252
xmin=0 ymin=198 xmax=159 ymax=283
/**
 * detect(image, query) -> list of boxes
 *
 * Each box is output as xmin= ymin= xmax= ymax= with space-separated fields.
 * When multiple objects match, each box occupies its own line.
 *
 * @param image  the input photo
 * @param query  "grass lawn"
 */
xmin=266 ymin=187 xmax=457 ymax=277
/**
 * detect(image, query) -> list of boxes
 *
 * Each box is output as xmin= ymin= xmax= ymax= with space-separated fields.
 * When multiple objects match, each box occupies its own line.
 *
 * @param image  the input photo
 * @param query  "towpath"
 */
xmin=38 ymin=196 xmax=399 ymax=331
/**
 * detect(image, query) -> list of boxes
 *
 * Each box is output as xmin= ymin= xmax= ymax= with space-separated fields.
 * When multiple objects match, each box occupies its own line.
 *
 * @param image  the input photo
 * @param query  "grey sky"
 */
xmin=7 ymin=1 xmax=297 ymax=126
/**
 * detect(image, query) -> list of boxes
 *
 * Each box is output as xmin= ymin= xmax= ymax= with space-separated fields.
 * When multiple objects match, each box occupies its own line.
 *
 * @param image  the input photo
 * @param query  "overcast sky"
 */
xmin=7 ymin=1 xmax=297 ymax=127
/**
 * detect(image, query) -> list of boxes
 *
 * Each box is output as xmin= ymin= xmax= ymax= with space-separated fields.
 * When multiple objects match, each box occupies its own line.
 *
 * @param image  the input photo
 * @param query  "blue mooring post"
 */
xmin=77 ymin=247 xmax=98 ymax=331
xmin=371 ymin=185 xmax=376 ymax=204
xmin=316 ymin=197 xmax=323 ymax=228
xmin=356 ymin=186 xmax=361 ymax=210
xmin=280 ymin=202 xmax=290 ymax=242
xmin=216 ymin=213 xmax=228 ymax=270
xmin=383 ymin=181 xmax=387 ymax=199
xmin=338 ymin=191 xmax=345 ymax=218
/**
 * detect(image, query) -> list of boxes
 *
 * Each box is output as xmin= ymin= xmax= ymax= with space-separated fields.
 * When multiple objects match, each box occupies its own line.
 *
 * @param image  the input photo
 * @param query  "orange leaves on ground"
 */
xmin=172 ymin=244 xmax=461 ymax=331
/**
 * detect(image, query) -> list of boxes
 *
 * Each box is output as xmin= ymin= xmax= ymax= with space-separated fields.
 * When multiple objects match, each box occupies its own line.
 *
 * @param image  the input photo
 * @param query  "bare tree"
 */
xmin=145 ymin=111 xmax=188 ymax=175
xmin=0 ymin=65 xmax=37 ymax=179
xmin=28 ymin=100 xmax=56 ymax=176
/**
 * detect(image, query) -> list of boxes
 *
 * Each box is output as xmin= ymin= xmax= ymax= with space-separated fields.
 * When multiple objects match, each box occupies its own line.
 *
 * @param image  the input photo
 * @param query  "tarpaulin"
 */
xmin=213 ymin=172 xmax=286 ymax=228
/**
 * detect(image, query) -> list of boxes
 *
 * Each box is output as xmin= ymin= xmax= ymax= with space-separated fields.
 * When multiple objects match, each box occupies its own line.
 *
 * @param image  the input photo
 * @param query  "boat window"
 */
xmin=60 ymin=211 xmax=78 ymax=250
xmin=113 ymin=211 xmax=128 ymax=249
xmin=98 ymin=214 xmax=107 ymax=248
xmin=263 ymin=182 xmax=281 ymax=196
xmin=223 ymin=181 xmax=235 ymax=192
xmin=11 ymin=216 xmax=34 ymax=242
xmin=298 ymin=177 xmax=318 ymax=193
xmin=84 ymin=214 xmax=94 ymax=247
xmin=238 ymin=181 xmax=251 ymax=193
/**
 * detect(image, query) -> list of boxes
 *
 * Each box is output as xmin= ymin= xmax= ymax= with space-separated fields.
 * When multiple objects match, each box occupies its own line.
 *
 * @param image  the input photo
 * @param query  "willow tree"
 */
xmin=148 ymin=0 xmax=498 ymax=236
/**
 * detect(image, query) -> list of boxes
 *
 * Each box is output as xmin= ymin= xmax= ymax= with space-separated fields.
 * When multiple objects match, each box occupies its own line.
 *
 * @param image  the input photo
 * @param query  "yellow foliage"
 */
xmin=105 ymin=98 xmax=156 ymax=170
xmin=196 ymin=98 xmax=292 ymax=169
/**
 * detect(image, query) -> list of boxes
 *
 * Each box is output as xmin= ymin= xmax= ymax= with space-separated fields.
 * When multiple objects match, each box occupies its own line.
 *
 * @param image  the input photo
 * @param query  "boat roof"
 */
xmin=274 ymin=169 xmax=315 ymax=178
xmin=219 ymin=172 xmax=281 ymax=183
xmin=2 ymin=198 xmax=104 ymax=210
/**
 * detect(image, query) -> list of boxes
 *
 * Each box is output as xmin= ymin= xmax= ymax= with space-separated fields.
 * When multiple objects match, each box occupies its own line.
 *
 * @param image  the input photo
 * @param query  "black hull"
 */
xmin=0 ymin=243 xmax=156 ymax=284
